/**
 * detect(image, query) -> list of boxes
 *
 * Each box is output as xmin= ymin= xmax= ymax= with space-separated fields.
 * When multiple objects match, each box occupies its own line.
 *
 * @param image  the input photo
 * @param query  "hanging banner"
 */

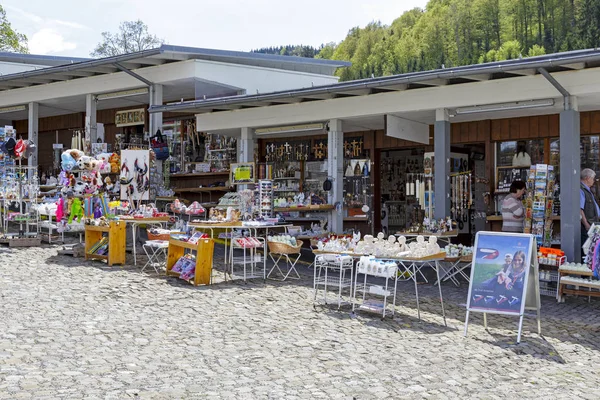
xmin=464 ymin=231 xmax=541 ymax=343
xmin=115 ymin=108 xmax=145 ymax=127
xmin=120 ymin=150 xmax=150 ymax=201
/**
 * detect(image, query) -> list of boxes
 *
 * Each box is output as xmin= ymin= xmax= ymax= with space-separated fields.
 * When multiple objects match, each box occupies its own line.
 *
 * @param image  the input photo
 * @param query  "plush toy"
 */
xmin=76 ymin=155 xmax=93 ymax=171
xmin=109 ymin=153 xmax=120 ymax=174
xmin=89 ymin=159 xmax=101 ymax=171
xmin=56 ymin=197 xmax=64 ymax=221
xmin=61 ymin=151 xmax=77 ymax=171
xmin=68 ymin=198 xmax=83 ymax=224
xmin=69 ymin=149 xmax=84 ymax=160
xmin=73 ymin=180 xmax=87 ymax=196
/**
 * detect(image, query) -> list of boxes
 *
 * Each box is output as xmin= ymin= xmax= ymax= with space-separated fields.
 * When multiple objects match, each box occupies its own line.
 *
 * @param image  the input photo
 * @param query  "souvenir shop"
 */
xmin=1 ymin=47 xmax=600 ymax=311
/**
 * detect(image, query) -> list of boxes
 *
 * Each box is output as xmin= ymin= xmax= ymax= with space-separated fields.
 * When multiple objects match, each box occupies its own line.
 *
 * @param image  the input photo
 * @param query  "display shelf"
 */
xmin=170 ymin=171 xmax=230 ymax=178
xmin=283 ymin=217 xmax=327 ymax=222
xmin=166 ymin=237 xmax=214 ymax=286
xmin=274 ymin=205 xmax=333 ymax=212
xmin=84 ymin=221 xmax=126 ymax=267
xmin=258 ymin=180 xmax=273 ymax=219
xmin=558 ymin=269 xmax=599 ymax=302
xmin=273 ymin=177 xmax=300 ymax=181
xmin=173 ymin=187 xmax=232 ymax=193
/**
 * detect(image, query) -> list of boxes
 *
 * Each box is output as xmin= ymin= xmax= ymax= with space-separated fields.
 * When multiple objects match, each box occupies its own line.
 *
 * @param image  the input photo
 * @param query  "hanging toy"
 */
xmin=93 ymin=199 xmax=103 ymax=219
xmin=56 ymin=197 xmax=64 ymax=221
xmin=68 ymin=198 xmax=84 ymax=224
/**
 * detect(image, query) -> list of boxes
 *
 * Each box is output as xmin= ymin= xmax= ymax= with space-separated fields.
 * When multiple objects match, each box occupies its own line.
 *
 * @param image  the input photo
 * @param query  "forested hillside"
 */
xmin=257 ymin=0 xmax=598 ymax=81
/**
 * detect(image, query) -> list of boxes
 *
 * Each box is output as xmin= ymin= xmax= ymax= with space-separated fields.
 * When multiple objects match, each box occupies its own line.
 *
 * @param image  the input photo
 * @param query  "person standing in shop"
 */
xmin=512 ymin=141 xmax=532 ymax=167
xmin=501 ymin=181 xmax=527 ymax=232
xmin=580 ymin=168 xmax=600 ymax=247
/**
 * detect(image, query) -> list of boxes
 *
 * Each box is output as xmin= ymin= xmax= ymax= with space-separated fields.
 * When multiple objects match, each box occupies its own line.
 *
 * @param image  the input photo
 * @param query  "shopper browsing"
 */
xmin=501 ymin=181 xmax=526 ymax=233
xmin=580 ymin=168 xmax=600 ymax=245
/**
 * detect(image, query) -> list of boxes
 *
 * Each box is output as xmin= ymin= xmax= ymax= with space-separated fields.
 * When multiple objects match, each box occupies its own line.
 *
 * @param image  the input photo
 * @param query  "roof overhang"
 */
xmin=0 ymin=45 xmax=349 ymax=93
xmin=147 ymin=48 xmax=600 ymax=134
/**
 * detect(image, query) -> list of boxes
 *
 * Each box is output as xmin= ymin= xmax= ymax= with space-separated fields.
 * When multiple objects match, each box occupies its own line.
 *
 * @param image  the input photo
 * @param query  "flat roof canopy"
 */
xmin=148 ymin=48 xmax=600 ymax=133
xmin=0 ymin=45 xmax=350 ymax=92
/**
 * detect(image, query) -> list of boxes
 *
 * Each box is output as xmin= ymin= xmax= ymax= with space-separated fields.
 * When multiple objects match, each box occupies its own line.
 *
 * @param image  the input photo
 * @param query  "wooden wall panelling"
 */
xmin=529 ymin=116 xmax=539 ymax=138
xmin=500 ymin=119 xmax=510 ymax=140
xmin=548 ymin=114 xmax=559 ymax=138
xmin=490 ymin=120 xmax=501 ymax=141
xmin=581 ymin=112 xmax=591 ymax=135
xmin=450 ymin=123 xmax=460 ymax=144
xmin=538 ymin=115 xmax=549 ymax=137
xmin=519 ymin=117 xmax=530 ymax=139
xmin=591 ymin=111 xmax=600 ymax=134
xmin=468 ymin=121 xmax=478 ymax=142
xmin=459 ymin=123 xmax=468 ymax=144
xmin=477 ymin=120 xmax=490 ymax=142
xmin=509 ymin=118 xmax=520 ymax=140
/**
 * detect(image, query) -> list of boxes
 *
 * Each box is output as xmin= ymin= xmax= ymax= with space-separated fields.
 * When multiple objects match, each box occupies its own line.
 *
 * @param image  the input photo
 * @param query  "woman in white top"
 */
xmin=512 ymin=141 xmax=531 ymax=167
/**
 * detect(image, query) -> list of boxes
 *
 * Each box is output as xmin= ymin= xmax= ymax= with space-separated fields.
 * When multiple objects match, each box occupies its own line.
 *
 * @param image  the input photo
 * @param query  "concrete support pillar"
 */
xmin=434 ymin=109 xmax=451 ymax=219
xmin=27 ymin=102 xmax=38 ymax=172
xmin=560 ymin=99 xmax=580 ymax=262
xmin=85 ymin=94 xmax=97 ymax=145
xmin=149 ymin=84 xmax=163 ymax=136
xmin=327 ymin=119 xmax=344 ymax=233
xmin=238 ymin=127 xmax=255 ymax=163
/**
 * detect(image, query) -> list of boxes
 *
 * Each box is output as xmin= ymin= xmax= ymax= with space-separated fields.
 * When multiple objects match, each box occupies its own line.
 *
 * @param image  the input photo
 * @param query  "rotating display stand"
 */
xmin=0 ymin=163 xmax=41 ymax=247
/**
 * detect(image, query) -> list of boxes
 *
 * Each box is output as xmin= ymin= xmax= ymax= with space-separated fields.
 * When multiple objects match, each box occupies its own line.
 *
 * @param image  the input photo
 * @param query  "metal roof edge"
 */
xmin=148 ymin=48 xmax=600 ymax=114
xmin=0 ymin=52 xmax=90 ymax=66
xmin=159 ymin=44 xmax=351 ymax=68
xmin=0 ymin=48 xmax=163 ymax=82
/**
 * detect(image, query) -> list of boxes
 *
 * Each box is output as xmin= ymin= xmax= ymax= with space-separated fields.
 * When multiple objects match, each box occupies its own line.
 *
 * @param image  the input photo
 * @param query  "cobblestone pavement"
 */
xmin=1 ymin=245 xmax=600 ymax=399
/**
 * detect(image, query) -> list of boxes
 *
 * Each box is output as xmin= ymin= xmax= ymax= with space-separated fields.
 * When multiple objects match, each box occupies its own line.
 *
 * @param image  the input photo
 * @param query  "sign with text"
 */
xmin=464 ymin=231 xmax=541 ymax=343
xmin=115 ymin=108 xmax=145 ymax=127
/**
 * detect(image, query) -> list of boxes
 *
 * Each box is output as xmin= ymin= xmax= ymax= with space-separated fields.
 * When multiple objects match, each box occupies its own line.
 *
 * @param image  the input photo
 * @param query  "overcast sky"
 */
xmin=2 ymin=0 xmax=428 ymax=57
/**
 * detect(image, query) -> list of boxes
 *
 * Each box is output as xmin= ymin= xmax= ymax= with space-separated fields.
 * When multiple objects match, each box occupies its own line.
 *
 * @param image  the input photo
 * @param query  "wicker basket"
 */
xmin=147 ymin=230 xmax=170 ymax=241
xmin=268 ymin=240 xmax=303 ymax=255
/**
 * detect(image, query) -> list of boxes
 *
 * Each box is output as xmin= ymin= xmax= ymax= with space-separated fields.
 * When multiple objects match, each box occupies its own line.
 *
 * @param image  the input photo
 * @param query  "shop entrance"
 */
xmin=378 ymin=143 xmax=488 ymax=246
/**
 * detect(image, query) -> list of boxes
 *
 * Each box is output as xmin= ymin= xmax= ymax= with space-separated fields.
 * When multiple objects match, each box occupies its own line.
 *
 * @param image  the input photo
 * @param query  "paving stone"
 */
xmin=0 ymin=245 xmax=599 ymax=397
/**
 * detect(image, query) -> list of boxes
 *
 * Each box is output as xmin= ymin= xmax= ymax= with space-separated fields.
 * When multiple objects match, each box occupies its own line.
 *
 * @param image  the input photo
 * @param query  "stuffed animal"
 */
xmin=69 ymin=149 xmax=84 ymax=160
xmin=56 ymin=197 xmax=64 ymax=221
xmin=73 ymin=180 xmax=87 ymax=196
xmin=89 ymin=159 xmax=101 ymax=171
xmin=68 ymin=198 xmax=83 ymax=224
xmin=109 ymin=153 xmax=120 ymax=174
xmin=61 ymin=151 xmax=77 ymax=171
xmin=76 ymin=155 xmax=93 ymax=171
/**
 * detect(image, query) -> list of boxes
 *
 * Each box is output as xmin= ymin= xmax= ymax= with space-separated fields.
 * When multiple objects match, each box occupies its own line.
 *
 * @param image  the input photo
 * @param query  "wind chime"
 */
xmin=450 ymin=172 xmax=472 ymax=230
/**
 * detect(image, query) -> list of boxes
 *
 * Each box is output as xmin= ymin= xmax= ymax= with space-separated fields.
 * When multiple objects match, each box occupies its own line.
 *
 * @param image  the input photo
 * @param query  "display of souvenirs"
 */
xmin=208 ymin=207 xmax=240 ymax=222
xmin=559 ymin=262 xmax=592 ymax=273
xmin=537 ymin=247 xmax=565 ymax=266
xmin=444 ymin=244 xmax=473 ymax=258
xmin=170 ymin=199 xmax=206 ymax=215
xmin=523 ymin=164 xmax=556 ymax=246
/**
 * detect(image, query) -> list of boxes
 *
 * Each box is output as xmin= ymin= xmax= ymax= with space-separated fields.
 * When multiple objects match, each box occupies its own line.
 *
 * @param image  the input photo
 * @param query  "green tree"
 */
xmin=0 ymin=5 xmax=27 ymax=53
xmin=527 ymin=43 xmax=546 ymax=56
xmin=91 ymin=20 xmax=163 ymax=57
xmin=315 ymin=42 xmax=337 ymax=59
